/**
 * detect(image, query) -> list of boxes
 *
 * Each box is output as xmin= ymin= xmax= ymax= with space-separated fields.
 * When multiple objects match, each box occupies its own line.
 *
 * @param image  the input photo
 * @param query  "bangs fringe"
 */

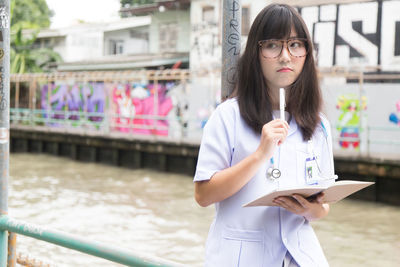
xmin=262 ymin=6 xmax=293 ymax=40
xmin=261 ymin=6 xmax=307 ymax=40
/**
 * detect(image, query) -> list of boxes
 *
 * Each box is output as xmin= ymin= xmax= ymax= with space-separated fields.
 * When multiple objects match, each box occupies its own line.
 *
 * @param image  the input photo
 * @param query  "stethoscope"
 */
xmin=266 ymin=121 xmax=331 ymax=181
xmin=266 ymin=157 xmax=281 ymax=180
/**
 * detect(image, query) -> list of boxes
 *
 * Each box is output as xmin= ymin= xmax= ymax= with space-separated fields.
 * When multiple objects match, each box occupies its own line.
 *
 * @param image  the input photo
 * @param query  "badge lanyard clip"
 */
xmin=305 ymin=140 xmax=323 ymax=184
xmin=307 ymin=140 xmax=322 ymax=174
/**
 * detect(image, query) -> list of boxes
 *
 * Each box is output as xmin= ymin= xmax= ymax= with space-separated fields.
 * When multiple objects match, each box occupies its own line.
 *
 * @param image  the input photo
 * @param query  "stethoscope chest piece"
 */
xmin=267 ymin=167 xmax=281 ymax=180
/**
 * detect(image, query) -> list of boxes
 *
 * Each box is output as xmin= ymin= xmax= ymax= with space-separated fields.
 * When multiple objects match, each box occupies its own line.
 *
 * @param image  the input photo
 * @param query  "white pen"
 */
xmin=279 ymin=88 xmax=285 ymax=122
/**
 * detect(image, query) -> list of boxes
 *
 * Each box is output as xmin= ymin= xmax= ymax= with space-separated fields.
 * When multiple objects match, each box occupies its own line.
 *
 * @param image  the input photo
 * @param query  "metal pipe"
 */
xmin=0 ymin=0 xmax=10 ymax=265
xmin=221 ymin=0 xmax=241 ymax=100
xmin=7 ymin=232 xmax=16 ymax=267
xmin=0 ymin=216 xmax=181 ymax=267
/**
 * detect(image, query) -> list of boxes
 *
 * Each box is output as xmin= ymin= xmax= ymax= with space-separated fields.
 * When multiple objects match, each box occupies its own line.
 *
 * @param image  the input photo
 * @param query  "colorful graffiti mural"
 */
xmin=336 ymin=94 xmax=367 ymax=149
xmin=389 ymin=100 xmax=400 ymax=126
xmin=40 ymin=81 xmax=177 ymax=136
xmin=41 ymin=82 xmax=106 ymax=126
xmin=112 ymin=82 xmax=174 ymax=136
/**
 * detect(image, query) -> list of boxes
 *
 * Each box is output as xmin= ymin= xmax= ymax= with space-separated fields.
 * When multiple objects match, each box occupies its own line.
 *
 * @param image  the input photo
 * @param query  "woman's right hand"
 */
xmin=255 ymin=119 xmax=289 ymax=160
xmin=195 ymin=119 xmax=289 ymax=207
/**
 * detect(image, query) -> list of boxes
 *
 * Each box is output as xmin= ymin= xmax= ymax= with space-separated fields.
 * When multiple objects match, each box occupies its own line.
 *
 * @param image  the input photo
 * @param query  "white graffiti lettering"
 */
xmin=0 ymin=7 xmax=9 ymax=29
xmin=302 ymin=0 xmax=400 ymax=70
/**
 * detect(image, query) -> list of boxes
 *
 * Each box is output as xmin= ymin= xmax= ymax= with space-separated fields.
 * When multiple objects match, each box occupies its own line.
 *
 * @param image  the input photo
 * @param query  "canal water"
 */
xmin=8 ymin=154 xmax=400 ymax=266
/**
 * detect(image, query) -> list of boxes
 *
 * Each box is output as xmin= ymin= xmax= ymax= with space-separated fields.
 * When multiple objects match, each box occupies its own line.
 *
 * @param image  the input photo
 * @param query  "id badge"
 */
xmin=305 ymin=157 xmax=319 ymax=184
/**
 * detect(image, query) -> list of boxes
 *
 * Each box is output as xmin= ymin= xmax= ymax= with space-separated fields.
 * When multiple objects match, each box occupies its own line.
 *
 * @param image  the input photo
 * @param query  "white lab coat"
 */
xmin=194 ymin=98 xmax=334 ymax=267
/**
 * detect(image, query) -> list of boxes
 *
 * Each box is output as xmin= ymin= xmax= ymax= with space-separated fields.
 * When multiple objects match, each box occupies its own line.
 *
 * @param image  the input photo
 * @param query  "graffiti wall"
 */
xmin=335 ymin=94 xmax=367 ymax=149
xmin=188 ymin=1 xmax=400 ymax=146
xmin=189 ymin=0 xmax=400 ymax=71
xmin=41 ymin=82 xmax=106 ymax=127
xmin=111 ymin=82 xmax=174 ymax=136
xmin=40 ymin=81 xmax=183 ymax=136
xmin=301 ymin=0 xmax=400 ymax=70
xmin=321 ymin=79 xmax=400 ymax=159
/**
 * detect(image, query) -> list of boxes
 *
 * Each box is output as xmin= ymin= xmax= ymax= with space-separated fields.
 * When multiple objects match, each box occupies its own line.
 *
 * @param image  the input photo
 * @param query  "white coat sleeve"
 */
xmin=193 ymin=103 xmax=235 ymax=182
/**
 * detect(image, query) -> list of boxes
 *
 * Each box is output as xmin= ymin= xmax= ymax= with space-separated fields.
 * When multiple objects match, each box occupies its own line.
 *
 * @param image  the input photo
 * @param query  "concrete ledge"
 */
xmin=10 ymin=128 xmax=199 ymax=176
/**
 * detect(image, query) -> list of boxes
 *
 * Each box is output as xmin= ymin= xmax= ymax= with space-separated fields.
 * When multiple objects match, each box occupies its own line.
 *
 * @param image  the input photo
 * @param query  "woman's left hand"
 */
xmin=273 ymin=193 xmax=330 ymax=221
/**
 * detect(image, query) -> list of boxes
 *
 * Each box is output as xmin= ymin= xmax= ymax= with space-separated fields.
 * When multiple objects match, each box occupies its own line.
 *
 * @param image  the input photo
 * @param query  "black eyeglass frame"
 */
xmin=258 ymin=38 xmax=309 ymax=59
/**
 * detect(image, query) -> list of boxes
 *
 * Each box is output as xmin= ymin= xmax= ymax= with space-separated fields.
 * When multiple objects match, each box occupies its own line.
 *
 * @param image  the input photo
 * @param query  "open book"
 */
xmin=243 ymin=180 xmax=374 ymax=207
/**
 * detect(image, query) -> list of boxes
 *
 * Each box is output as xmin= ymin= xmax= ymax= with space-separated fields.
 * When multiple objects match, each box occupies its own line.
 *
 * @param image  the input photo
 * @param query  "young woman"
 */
xmin=194 ymin=4 xmax=335 ymax=267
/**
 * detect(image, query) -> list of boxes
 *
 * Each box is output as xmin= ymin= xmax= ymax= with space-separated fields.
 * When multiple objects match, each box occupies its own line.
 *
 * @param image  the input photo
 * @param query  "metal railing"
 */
xmin=0 ymin=216 xmax=181 ymax=266
xmin=9 ymin=108 xmax=198 ymax=143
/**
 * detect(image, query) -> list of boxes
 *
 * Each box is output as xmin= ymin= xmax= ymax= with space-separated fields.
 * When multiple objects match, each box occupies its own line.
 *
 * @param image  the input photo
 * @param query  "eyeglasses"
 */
xmin=258 ymin=38 xmax=308 ymax=58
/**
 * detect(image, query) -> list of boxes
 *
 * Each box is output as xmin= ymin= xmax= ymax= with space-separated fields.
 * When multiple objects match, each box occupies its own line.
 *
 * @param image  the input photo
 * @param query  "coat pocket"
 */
xmin=220 ymin=227 xmax=264 ymax=267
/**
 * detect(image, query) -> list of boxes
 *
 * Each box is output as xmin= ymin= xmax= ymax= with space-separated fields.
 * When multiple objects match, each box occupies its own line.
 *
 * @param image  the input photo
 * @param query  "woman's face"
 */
xmin=259 ymin=29 xmax=306 ymax=91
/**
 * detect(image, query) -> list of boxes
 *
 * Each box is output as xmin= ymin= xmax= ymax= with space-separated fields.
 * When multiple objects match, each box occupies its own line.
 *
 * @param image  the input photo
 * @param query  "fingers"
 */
xmin=273 ymin=196 xmax=304 ymax=213
xmin=274 ymin=194 xmax=327 ymax=221
xmin=273 ymin=128 xmax=288 ymax=145
xmin=315 ymin=192 xmax=325 ymax=203
xmin=258 ymin=119 xmax=290 ymax=158
xmin=292 ymin=194 xmax=309 ymax=208
xmin=269 ymin=119 xmax=290 ymax=132
xmin=262 ymin=120 xmax=290 ymax=144
xmin=272 ymin=120 xmax=289 ymax=140
xmin=270 ymin=128 xmax=288 ymax=140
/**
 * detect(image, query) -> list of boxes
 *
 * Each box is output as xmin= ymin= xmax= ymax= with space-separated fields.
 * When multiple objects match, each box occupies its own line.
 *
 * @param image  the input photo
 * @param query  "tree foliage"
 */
xmin=11 ymin=28 xmax=62 ymax=74
xmin=11 ymin=0 xmax=53 ymax=30
xmin=10 ymin=0 xmax=61 ymax=73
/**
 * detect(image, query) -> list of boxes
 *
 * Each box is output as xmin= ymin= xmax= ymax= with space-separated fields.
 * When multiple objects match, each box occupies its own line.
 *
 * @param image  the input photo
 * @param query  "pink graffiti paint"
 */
xmin=132 ymin=84 xmax=173 ymax=136
xmin=113 ymin=83 xmax=174 ymax=136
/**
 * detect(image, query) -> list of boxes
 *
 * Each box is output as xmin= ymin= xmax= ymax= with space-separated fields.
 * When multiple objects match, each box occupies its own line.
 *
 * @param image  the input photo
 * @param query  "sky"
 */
xmin=46 ymin=0 xmax=121 ymax=29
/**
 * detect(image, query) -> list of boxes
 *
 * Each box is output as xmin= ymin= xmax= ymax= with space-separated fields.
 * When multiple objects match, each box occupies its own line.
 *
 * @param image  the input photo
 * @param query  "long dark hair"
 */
xmin=233 ymin=4 xmax=321 ymax=141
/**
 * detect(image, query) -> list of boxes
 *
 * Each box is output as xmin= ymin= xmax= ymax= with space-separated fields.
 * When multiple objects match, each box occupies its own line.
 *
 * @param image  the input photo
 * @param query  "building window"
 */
xmin=159 ymin=22 xmax=178 ymax=53
xmin=242 ymin=6 xmax=250 ymax=36
xmin=202 ymin=6 xmax=214 ymax=23
xmin=33 ymin=38 xmax=52 ymax=49
xmin=110 ymin=40 xmax=124 ymax=55
xmin=130 ymin=30 xmax=149 ymax=41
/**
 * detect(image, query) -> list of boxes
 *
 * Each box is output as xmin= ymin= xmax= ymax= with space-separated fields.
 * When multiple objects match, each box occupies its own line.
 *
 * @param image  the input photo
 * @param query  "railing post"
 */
xmin=7 ymin=232 xmax=16 ymax=267
xmin=221 ymin=0 xmax=241 ymax=100
xmin=0 ymin=0 xmax=10 ymax=265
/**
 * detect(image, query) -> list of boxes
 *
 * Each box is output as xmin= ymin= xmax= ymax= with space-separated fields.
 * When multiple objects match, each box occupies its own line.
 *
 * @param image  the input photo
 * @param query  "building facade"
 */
xmin=33 ymin=3 xmax=190 ymax=71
